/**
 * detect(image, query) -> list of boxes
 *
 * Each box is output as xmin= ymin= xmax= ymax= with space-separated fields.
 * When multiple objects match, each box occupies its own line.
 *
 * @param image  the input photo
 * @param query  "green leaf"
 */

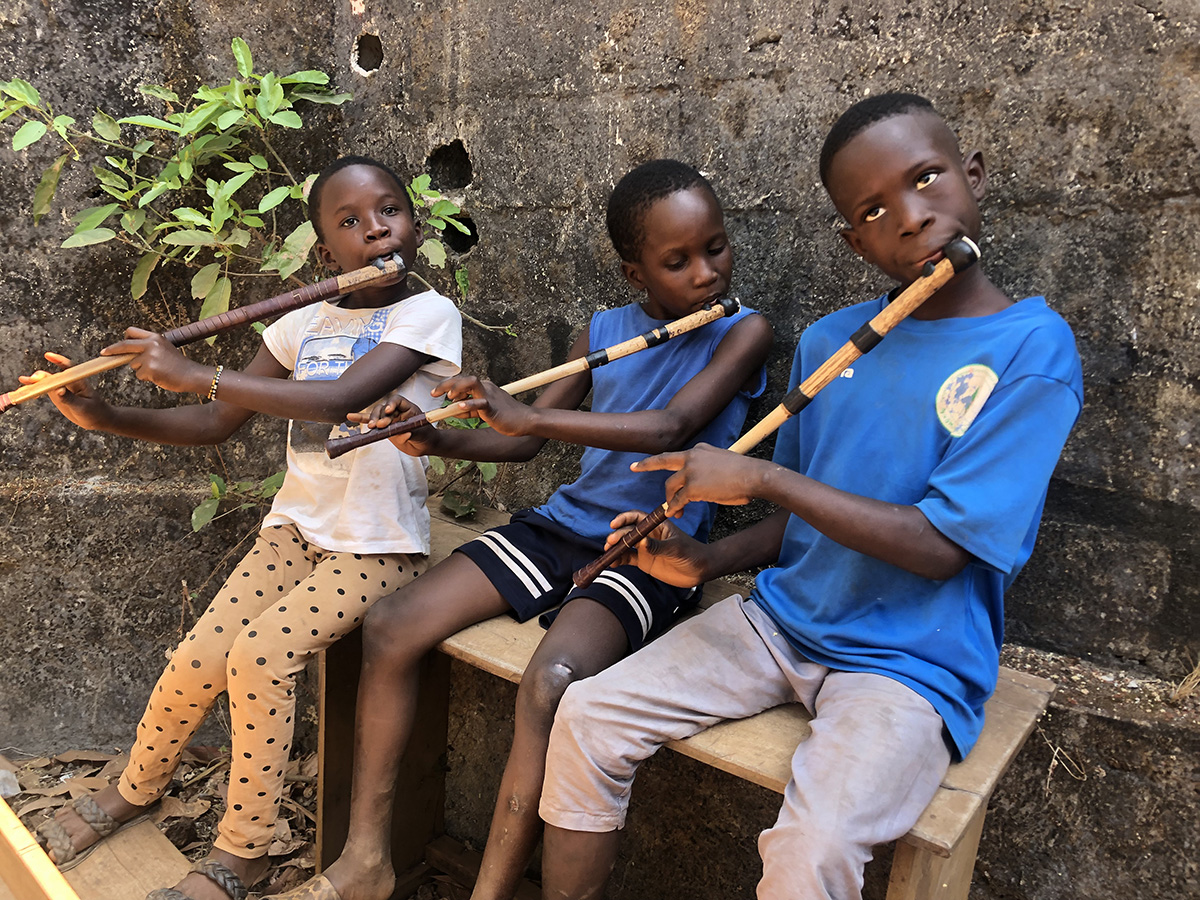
xmin=258 ymin=470 xmax=286 ymax=497
xmin=191 ymin=262 xmax=221 ymax=299
xmin=440 ymin=490 xmax=477 ymax=519
xmin=72 ymin=203 xmax=121 ymax=231
xmin=130 ymin=251 xmax=160 ymax=298
xmin=216 ymin=108 xmax=244 ymax=131
xmin=290 ymin=90 xmax=353 ymax=106
xmin=33 ymin=153 xmax=69 ymax=224
xmin=418 ymin=238 xmax=447 ymax=268
xmin=2 ymin=78 xmax=40 ymax=106
xmin=140 ymin=84 xmax=180 ymax=103
xmin=137 ymin=181 xmax=172 ymax=208
xmin=191 ymin=497 xmax=220 ymax=532
xmin=410 ymin=174 xmax=432 ymax=194
xmin=117 ymin=115 xmax=182 ymax=133
xmin=92 ymin=110 xmax=120 ymax=141
xmin=427 ymin=456 xmax=446 ymax=476
xmin=12 ymin=120 xmax=47 ymax=151
xmin=210 ymin=474 xmax=228 ymax=495
xmin=163 ymin=229 xmax=218 ymax=246
xmin=265 ymin=220 xmax=316 ymax=280
xmin=121 ymin=209 xmax=147 ymax=234
xmin=279 ymin=70 xmax=330 ymax=85
xmin=171 ymin=207 xmax=210 ymax=227
xmin=179 ymin=158 xmax=193 ymax=182
xmin=431 ymin=199 xmax=461 ymax=217
xmin=249 ymin=155 xmax=268 ymax=170
xmin=232 ymin=37 xmax=253 ymax=79
xmin=227 ymin=228 xmax=251 ymax=248
xmin=51 ymin=115 xmax=75 ymax=139
xmin=92 ymin=165 xmax=129 ymax=190
xmin=222 ymin=170 xmax=255 ymax=199
xmin=267 ymin=110 xmax=302 ymax=129
xmin=224 ymin=161 xmax=256 ymax=173
xmin=241 ymin=214 xmax=264 ymax=228
xmin=61 ymin=227 xmax=117 ymax=248
xmin=454 ymin=266 xmax=469 ymax=300
xmin=477 ymin=461 xmax=498 ymax=483
xmin=444 ymin=216 xmax=471 ymax=234
xmin=198 ymin=275 xmax=232 ymax=320
xmin=257 ymin=184 xmax=291 ymax=213
xmin=426 ymin=217 xmax=446 ymax=230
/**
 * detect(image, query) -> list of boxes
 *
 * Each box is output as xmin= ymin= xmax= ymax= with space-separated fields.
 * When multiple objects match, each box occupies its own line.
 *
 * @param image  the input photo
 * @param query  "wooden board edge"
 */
xmin=0 ymin=798 xmax=81 ymax=900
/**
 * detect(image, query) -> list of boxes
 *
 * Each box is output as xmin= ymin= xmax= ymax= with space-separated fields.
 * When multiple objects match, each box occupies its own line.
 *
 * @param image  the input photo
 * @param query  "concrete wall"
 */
xmin=0 ymin=1 xmax=1196 ymax=898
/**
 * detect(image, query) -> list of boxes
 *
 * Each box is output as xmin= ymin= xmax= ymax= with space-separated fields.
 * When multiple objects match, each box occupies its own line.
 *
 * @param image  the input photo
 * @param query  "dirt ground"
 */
xmin=1 ymin=746 xmax=467 ymax=899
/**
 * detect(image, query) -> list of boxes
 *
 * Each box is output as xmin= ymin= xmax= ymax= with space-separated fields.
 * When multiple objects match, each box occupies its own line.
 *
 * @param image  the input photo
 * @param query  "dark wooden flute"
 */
xmin=324 ymin=296 xmax=742 ymax=459
xmin=0 ymin=255 xmax=406 ymax=413
xmin=573 ymin=236 xmax=981 ymax=587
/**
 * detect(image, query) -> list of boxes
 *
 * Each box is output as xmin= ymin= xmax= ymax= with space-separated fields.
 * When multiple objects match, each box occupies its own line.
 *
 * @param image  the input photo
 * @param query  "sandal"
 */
xmin=36 ymin=793 xmax=150 ymax=871
xmin=146 ymin=858 xmax=249 ymax=900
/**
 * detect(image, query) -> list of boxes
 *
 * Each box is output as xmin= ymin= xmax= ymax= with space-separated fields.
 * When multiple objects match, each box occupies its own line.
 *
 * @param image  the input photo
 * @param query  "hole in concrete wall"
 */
xmin=442 ymin=215 xmax=479 ymax=254
xmin=426 ymin=140 xmax=473 ymax=189
xmin=352 ymin=33 xmax=383 ymax=75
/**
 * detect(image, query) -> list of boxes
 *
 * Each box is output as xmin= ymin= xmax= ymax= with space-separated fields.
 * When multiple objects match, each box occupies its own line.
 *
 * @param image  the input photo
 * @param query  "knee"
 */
xmin=227 ymin=627 xmax=289 ymax=681
xmin=517 ymin=657 xmax=582 ymax=731
xmin=361 ymin=592 xmax=425 ymax=662
xmin=758 ymin=816 xmax=866 ymax=899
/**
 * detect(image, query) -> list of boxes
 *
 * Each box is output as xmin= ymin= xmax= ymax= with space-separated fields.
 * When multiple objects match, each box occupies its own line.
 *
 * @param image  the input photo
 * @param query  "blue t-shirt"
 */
xmin=537 ymin=302 xmax=766 ymax=545
xmin=751 ymin=296 xmax=1083 ymax=759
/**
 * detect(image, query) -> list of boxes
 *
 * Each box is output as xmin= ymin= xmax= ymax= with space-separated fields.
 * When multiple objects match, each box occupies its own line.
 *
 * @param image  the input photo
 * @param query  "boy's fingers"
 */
xmin=629 ymin=451 xmax=686 ymax=473
xmin=44 ymin=352 xmax=73 ymax=367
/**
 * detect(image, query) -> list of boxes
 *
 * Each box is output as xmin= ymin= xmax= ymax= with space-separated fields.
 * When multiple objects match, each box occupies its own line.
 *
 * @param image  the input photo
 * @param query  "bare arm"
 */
xmin=634 ymin=445 xmax=970 ymax=582
xmin=426 ymin=313 xmax=773 ymax=459
xmin=101 ymin=328 xmax=435 ymax=424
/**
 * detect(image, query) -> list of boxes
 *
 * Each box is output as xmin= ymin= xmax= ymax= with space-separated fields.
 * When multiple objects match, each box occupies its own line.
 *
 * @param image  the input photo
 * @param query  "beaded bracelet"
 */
xmin=206 ymin=365 xmax=224 ymax=402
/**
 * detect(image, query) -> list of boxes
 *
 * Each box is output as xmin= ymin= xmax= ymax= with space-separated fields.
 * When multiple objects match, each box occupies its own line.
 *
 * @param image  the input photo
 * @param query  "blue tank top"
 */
xmin=535 ymin=302 xmax=765 ymax=545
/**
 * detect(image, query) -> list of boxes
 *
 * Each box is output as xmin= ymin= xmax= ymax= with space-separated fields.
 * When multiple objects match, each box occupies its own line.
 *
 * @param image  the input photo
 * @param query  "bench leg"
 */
xmin=316 ymin=631 xmax=451 ymax=874
xmin=885 ymin=803 xmax=985 ymax=900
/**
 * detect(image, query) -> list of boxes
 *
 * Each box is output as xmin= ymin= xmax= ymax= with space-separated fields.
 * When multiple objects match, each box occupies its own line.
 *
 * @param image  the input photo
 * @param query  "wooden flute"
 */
xmin=324 ymin=296 xmax=742 ymax=459
xmin=0 ymin=255 xmax=406 ymax=413
xmin=572 ymin=236 xmax=981 ymax=588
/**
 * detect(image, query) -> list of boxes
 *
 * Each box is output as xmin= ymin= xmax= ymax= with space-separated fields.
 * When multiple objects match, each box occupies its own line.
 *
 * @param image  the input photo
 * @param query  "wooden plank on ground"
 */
xmin=0 ymin=812 xmax=190 ymax=900
xmin=0 ymin=797 xmax=79 ymax=900
xmin=425 ymin=835 xmax=541 ymax=900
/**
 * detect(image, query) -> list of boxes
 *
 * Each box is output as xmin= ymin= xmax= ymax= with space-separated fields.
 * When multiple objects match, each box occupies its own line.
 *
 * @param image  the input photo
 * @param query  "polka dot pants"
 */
xmin=115 ymin=523 xmax=425 ymax=859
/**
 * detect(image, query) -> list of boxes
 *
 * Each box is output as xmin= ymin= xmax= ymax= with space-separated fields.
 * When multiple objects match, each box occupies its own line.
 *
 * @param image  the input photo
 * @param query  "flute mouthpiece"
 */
xmin=943 ymin=237 xmax=981 ymax=273
xmin=716 ymin=296 xmax=741 ymax=316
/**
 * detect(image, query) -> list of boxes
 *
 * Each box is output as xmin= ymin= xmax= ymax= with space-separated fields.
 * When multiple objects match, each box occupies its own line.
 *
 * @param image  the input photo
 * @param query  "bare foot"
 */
xmin=46 ymin=783 xmax=148 ymax=863
xmin=267 ymin=851 xmax=395 ymax=900
xmin=169 ymin=849 xmax=271 ymax=900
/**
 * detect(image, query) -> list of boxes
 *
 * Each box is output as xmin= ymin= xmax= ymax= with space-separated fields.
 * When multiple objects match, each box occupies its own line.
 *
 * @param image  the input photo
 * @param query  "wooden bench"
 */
xmin=317 ymin=506 xmax=1055 ymax=900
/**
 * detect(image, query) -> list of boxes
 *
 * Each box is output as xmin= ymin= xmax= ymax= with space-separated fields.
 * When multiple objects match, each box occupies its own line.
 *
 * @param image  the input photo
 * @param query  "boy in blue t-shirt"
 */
xmin=537 ymin=94 xmax=1084 ymax=900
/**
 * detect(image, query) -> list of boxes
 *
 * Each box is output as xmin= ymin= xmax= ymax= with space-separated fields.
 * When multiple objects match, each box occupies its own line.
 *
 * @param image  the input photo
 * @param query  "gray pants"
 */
xmin=540 ymin=594 xmax=952 ymax=900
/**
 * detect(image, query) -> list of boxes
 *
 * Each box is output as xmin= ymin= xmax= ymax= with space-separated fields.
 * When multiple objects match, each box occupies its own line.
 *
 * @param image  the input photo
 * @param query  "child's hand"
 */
xmin=102 ymin=327 xmax=211 ymax=395
xmin=346 ymin=392 xmax=438 ymax=455
xmin=602 ymin=510 xmax=708 ymax=588
xmin=18 ymin=352 xmax=112 ymax=429
xmin=632 ymin=443 xmax=767 ymax=515
xmin=434 ymin=374 xmax=531 ymax=436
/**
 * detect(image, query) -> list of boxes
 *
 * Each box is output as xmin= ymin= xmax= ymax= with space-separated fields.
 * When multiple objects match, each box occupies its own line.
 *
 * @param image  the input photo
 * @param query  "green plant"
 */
xmin=428 ymin=414 xmax=499 ymax=519
xmin=191 ymin=471 xmax=286 ymax=532
xmin=2 ymin=37 xmax=471 ymax=322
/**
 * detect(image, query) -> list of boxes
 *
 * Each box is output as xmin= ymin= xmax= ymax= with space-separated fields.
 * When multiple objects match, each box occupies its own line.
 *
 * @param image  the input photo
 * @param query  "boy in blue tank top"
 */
xmin=270 ymin=160 xmax=773 ymax=900
xmin=537 ymin=95 xmax=1084 ymax=900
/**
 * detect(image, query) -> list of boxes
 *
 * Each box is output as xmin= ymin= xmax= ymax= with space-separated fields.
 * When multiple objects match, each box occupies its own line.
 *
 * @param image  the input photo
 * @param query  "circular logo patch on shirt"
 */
xmin=936 ymin=364 xmax=999 ymax=437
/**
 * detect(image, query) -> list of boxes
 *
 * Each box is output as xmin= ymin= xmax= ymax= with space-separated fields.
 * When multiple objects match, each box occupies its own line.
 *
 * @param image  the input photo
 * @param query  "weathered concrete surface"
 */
xmin=1 ymin=1 xmax=1197 ymax=898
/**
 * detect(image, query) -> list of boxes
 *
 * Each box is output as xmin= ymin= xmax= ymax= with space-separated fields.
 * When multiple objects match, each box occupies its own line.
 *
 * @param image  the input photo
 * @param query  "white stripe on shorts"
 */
xmin=594 ymin=570 xmax=652 ymax=640
xmin=475 ymin=531 xmax=554 ymax=598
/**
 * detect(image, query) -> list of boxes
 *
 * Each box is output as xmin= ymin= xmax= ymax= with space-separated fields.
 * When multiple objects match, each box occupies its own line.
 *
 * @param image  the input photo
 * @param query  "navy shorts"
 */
xmin=453 ymin=509 xmax=700 ymax=652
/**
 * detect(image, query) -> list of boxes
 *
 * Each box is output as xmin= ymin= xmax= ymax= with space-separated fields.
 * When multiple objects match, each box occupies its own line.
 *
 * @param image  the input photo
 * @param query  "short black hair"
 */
xmin=819 ymin=93 xmax=940 ymax=187
xmin=606 ymin=159 xmax=717 ymax=262
xmin=308 ymin=155 xmax=414 ymax=242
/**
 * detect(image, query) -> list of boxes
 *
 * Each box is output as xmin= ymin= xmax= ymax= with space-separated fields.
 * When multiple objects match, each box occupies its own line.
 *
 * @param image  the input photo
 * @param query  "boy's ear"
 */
xmin=839 ymin=226 xmax=867 ymax=262
xmin=962 ymin=149 xmax=988 ymax=201
xmin=316 ymin=243 xmax=340 ymax=272
xmin=620 ymin=259 xmax=646 ymax=292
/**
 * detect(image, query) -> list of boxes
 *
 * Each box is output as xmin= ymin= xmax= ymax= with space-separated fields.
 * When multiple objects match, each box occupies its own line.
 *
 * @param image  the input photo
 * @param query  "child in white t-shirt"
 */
xmin=23 ymin=155 xmax=461 ymax=900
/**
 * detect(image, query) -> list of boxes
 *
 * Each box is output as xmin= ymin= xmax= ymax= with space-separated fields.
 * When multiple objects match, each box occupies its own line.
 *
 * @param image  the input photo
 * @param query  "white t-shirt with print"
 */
xmin=260 ymin=288 xmax=462 ymax=555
